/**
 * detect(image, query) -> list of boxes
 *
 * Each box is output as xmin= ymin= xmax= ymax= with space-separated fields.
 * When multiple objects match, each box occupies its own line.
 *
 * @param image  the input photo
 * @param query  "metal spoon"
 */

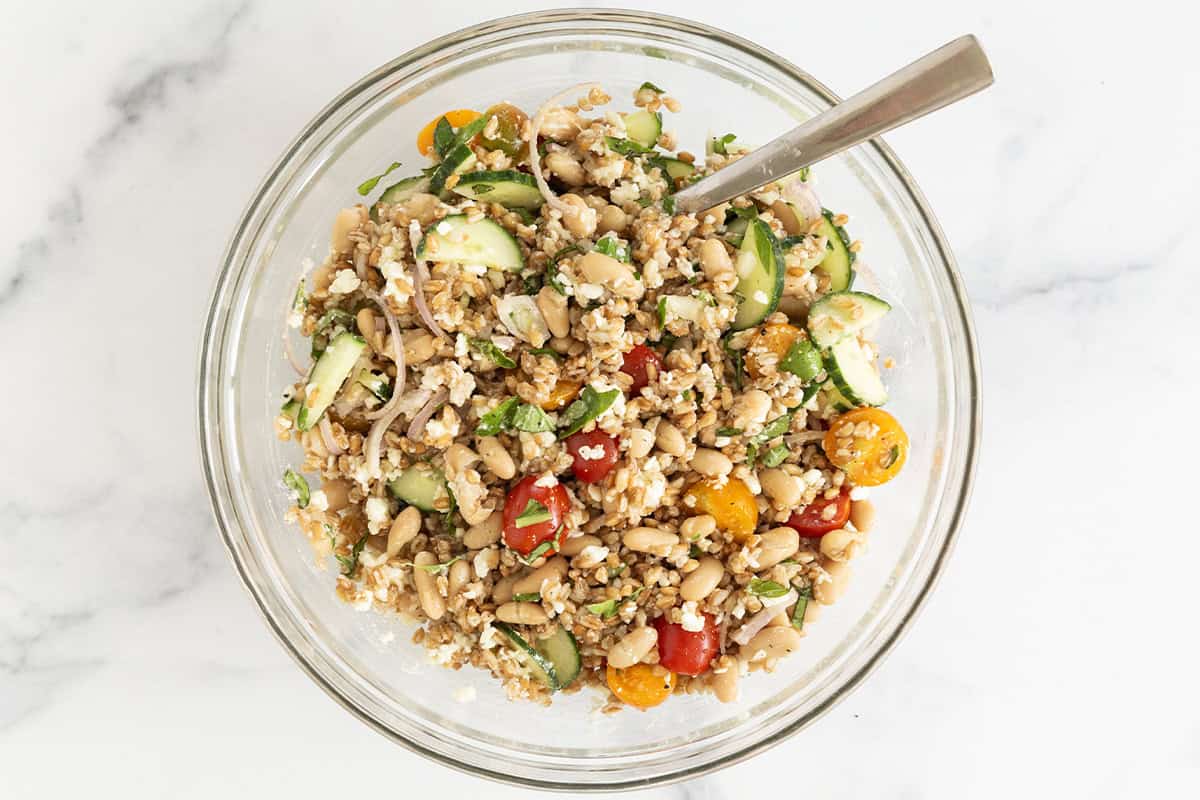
xmin=671 ymin=35 xmax=994 ymax=214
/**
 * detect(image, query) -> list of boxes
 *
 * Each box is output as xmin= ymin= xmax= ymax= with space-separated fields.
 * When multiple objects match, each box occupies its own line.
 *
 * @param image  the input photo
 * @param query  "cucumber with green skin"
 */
xmin=622 ymin=110 xmax=662 ymax=147
xmin=814 ymin=209 xmax=856 ymax=292
xmin=494 ymin=623 xmax=582 ymax=691
xmin=731 ymin=219 xmax=784 ymax=330
xmin=416 ymin=214 xmax=525 ymax=272
xmin=806 ymin=291 xmax=891 ymax=349
xmin=428 ymin=143 xmax=477 ymax=195
xmin=495 ymin=622 xmax=560 ymax=690
xmin=387 ymin=464 xmax=446 ymax=512
xmin=296 ymin=332 xmax=366 ymax=431
xmin=450 ymin=170 xmax=545 ymax=210
xmin=825 ymin=336 xmax=888 ymax=407
xmin=650 ymin=156 xmax=696 ymax=182
xmin=378 ymin=174 xmax=429 ymax=205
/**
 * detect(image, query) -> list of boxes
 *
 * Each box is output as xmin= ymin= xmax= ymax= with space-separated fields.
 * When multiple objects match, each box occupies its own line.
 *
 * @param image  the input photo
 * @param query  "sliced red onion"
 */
xmin=407 ymin=221 xmax=448 ymax=341
xmin=354 ymin=247 xmax=367 ymax=281
xmin=364 ymin=401 xmax=404 ymax=480
xmin=407 ymin=387 xmax=447 ymax=441
xmin=730 ymin=589 xmax=798 ymax=647
xmin=529 ymin=82 xmax=602 ymax=215
xmin=362 ymin=289 xmax=406 ymax=421
xmin=318 ymin=415 xmax=344 ymax=455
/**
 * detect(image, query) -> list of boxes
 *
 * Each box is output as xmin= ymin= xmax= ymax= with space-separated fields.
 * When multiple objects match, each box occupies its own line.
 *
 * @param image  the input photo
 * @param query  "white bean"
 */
xmin=495 ymin=602 xmax=549 ymax=625
xmin=463 ymin=510 xmax=503 ymax=549
xmin=757 ymin=526 xmax=800 ymax=569
xmin=413 ymin=551 xmax=446 ymax=620
xmin=476 ymin=436 xmax=516 ymax=480
xmin=386 ymin=506 xmax=422 ymax=559
xmin=680 ymin=556 xmax=724 ymax=601
xmin=512 ymin=556 xmax=568 ymax=596
xmin=622 ymin=527 xmax=678 ymax=555
xmin=607 ymin=626 xmax=658 ymax=669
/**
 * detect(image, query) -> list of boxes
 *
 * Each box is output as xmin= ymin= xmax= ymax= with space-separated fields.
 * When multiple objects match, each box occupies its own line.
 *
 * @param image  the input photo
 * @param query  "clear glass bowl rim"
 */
xmin=198 ymin=7 xmax=981 ymax=791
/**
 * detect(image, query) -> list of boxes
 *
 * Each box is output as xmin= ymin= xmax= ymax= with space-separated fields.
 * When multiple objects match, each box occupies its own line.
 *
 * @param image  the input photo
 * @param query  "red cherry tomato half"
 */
xmin=565 ymin=431 xmax=620 ymax=483
xmin=785 ymin=490 xmax=851 ymax=538
xmin=654 ymin=613 xmax=719 ymax=676
xmin=502 ymin=475 xmax=571 ymax=555
xmin=620 ymin=344 xmax=663 ymax=395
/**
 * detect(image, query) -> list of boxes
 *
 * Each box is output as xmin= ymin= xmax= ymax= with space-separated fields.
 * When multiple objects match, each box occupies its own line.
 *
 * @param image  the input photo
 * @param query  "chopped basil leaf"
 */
xmin=443 ymin=484 xmax=458 ymax=533
xmin=432 ymin=117 xmax=456 ymax=157
xmin=338 ymin=534 xmax=369 ymax=577
xmin=511 ymin=403 xmax=554 ymax=433
xmin=689 ymin=543 xmax=705 ymax=558
xmin=516 ymin=499 xmax=551 ymax=528
xmin=748 ymin=578 xmax=789 ymax=598
xmin=638 ymin=81 xmax=666 ymax=94
xmin=593 ymin=235 xmax=630 ymax=263
xmin=547 ymin=244 xmax=581 ymax=295
xmin=761 ymin=443 xmax=790 ymax=468
xmin=661 ymin=195 xmax=676 ymax=215
xmin=716 ymin=427 xmax=742 ymax=437
xmin=403 ymin=555 xmax=463 ymax=575
xmin=475 ymin=397 xmax=520 ymax=436
xmin=523 ymin=273 xmax=543 ymax=294
xmin=519 ymin=539 xmax=557 ymax=564
xmin=605 ymin=135 xmax=655 ymax=156
xmin=512 ymin=207 xmax=537 ymax=226
xmin=681 ymin=389 xmax=693 ymax=401
xmin=452 ymin=114 xmax=490 ymax=148
xmin=780 ymin=337 xmax=823 ymax=381
xmin=712 ymin=133 xmax=738 ymax=155
xmin=528 ymin=347 xmax=562 ymax=361
xmin=512 ymin=592 xmax=541 ymax=603
xmin=586 ymin=586 xmax=644 ymax=619
xmin=656 ymin=296 xmax=668 ymax=328
xmin=636 ymin=196 xmax=653 ymax=208
xmin=283 ymin=469 xmax=310 ymax=508
xmin=791 ymin=585 xmax=812 ymax=630
xmin=746 ymin=442 xmax=759 ymax=468
xmin=607 ymin=563 xmax=627 ymax=578
xmin=469 ymin=337 xmax=517 ymax=369
xmin=557 ymin=386 xmax=620 ymax=438
xmin=357 ymin=161 xmax=402 ymax=195
xmin=750 ymin=414 xmax=793 ymax=446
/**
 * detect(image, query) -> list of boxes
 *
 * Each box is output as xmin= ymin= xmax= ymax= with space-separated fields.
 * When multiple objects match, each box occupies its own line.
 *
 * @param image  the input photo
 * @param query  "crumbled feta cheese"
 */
xmin=365 ymin=497 xmax=390 ymax=533
xmin=577 ymin=282 xmax=604 ymax=301
xmin=453 ymin=686 xmax=477 ymax=703
xmin=491 ymin=335 xmax=517 ymax=351
xmin=309 ymin=490 xmax=329 ymax=511
xmin=803 ymin=469 xmax=825 ymax=489
xmin=473 ymin=550 xmax=493 ymax=579
xmin=454 ymin=333 xmax=469 ymax=358
xmin=463 ymin=262 xmax=488 ymax=276
xmin=478 ymin=624 xmax=500 ymax=650
xmin=329 ymin=269 xmax=361 ymax=294
xmin=680 ymin=601 xmax=705 ymax=632
xmin=849 ymin=486 xmax=870 ymax=501
xmin=577 ymin=444 xmax=606 ymax=461
xmin=420 ymin=362 xmax=476 ymax=405
xmin=534 ymin=473 xmax=558 ymax=489
xmin=435 ymin=220 xmax=452 ymax=235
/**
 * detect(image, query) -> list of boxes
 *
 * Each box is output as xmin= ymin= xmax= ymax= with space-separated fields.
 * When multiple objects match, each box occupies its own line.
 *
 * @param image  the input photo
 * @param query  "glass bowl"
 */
xmin=198 ymin=8 xmax=980 ymax=791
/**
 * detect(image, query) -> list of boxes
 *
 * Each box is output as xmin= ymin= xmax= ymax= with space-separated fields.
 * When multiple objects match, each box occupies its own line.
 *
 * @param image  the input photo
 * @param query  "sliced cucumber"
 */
xmin=824 ymin=381 xmax=855 ymax=412
xmin=658 ymin=294 xmax=706 ymax=327
xmin=378 ymin=174 xmax=429 ymax=205
xmin=451 ymin=170 xmax=545 ymax=210
xmin=495 ymin=622 xmax=559 ymax=690
xmin=724 ymin=216 xmax=749 ymax=248
xmin=387 ymin=464 xmax=446 ymax=512
xmin=417 ymin=214 xmax=525 ymax=272
xmin=650 ymin=156 xmax=696 ymax=182
xmin=429 ymin=143 xmax=477 ymax=195
xmin=623 ymin=110 xmax=662 ymax=147
xmin=825 ymin=337 xmax=887 ymax=406
xmin=536 ymin=626 xmax=581 ymax=689
xmin=296 ymin=332 xmax=366 ymax=431
xmin=731 ymin=219 xmax=784 ymax=331
xmin=280 ymin=399 xmax=300 ymax=421
xmin=806 ymin=291 xmax=892 ymax=349
xmin=815 ymin=209 xmax=855 ymax=292
xmin=355 ymin=369 xmax=391 ymax=402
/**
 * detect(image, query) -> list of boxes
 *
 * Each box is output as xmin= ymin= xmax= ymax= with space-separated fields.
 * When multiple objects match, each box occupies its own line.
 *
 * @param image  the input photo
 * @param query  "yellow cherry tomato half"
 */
xmin=822 ymin=407 xmax=909 ymax=486
xmin=747 ymin=322 xmax=804 ymax=378
xmin=416 ymin=109 xmax=481 ymax=156
xmin=539 ymin=378 xmax=582 ymax=411
xmin=606 ymin=663 xmax=676 ymax=709
xmin=684 ymin=476 xmax=758 ymax=542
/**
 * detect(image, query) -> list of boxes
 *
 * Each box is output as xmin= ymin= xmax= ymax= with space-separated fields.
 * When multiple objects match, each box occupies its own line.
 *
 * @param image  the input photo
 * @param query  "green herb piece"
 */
xmin=357 ymin=161 xmax=402 ymax=195
xmin=656 ymin=296 xmax=668 ymax=328
xmin=636 ymin=196 xmax=653 ymax=208
xmin=593 ymin=235 xmax=630 ymax=263
xmin=638 ymin=81 xmax=666 ymax=94
xmin=469 ymin=338 xmax=517 ymax=369
xmin=547 ymin=244 xmax=582 ymax=295
xmin=795 ymin=166 xmax=811 ymax=182
xmin=338 ymin=534 xmax=369 ymax=577
xmin=723 ymin=337 xmax=745 ymax=391
xmin=516 ymin=499 xmax=551 ymax=528
xmin=750 ymin=414 xmax=793 ymax=446
xmin=791 ymin=586 xmax=812 ymax=630
xmin=607 ymin=564 xmax=627 ymax=578
xmin=403 ymin=555 xmax=463 ymax=575
xmin=519 ymin=539 xmax=557 ymax=565
xmin=512 ymin=208 xmax=537 ymax=226
xmin=557 ymin=386 xmax=620 ymax=438
xmin=681 ymin=389 xmax=693 ymax=401
xmin=283 ymin=469 xmax=310 ymax=508
xmin=748 ymin=578 xmax=789 ymax=598
xmin=881 ymin=445 xmax=902 ymax=469
xmin=658 ymin=332 xmax=678 ymax=352
xmin=712 ymin=133 xmax=737 ymax=155
xmin=689 ymin=543 xmax=705 ymax=557
xmin=523 ymin=273 xmax=544 ymax=294
xmin=359 ymin=371 xmax=392 ymax=402
xmin=528 ymin=347 xmax=562 ymax=360
xmin=746 ymin=442 xmax=759 ymax=468
xmin=432 ymin=117 xmax=456 ymax=157
xmin=586 ymin=587 xmax=644 ymax=619
xmin=716 ymin=427 xmax=742 ymax=437
xmin=512 ymin=592 xmax=542 ymax=603
xmin=801 ymin=381 xmax=823 ymax=405
xmin=316 ymin=308 xmax=355 ymax=334
xmin=761 ymin=443 xmax=790 ymax=468
xmin=780 ymin=337 xmax=823 ymax=381
xmin=698 ymin=290 xmax=716 ymax=307
xmin=443 ymin=484 xmax=458 ymax=534
xmin=452 ymin=115 xmax=490 ymax=149
xmin=605 ymin=135 xmax=655 ymax=156
xmin=475 ymin=397 xmax=520 ymax=436
xmin=511 ymin=403 xmax=554 ymax=433
xmin=292 ymin=281 xmax=306 ymax=313
xmin=729 ymin=204 xmax=759 ymax=221
xmin=661 ymin=195 xmax=676 ymax=215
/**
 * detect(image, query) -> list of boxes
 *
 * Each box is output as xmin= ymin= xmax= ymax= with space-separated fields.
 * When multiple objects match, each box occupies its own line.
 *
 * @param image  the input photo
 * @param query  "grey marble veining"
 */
xmin=1 ymin=1 xmax=1197 ymax=798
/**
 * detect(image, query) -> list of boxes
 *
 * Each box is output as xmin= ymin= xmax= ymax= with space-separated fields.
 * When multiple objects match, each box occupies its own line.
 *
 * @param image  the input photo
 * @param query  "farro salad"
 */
xmin=275 ymin=82 xmax=909 ymax=710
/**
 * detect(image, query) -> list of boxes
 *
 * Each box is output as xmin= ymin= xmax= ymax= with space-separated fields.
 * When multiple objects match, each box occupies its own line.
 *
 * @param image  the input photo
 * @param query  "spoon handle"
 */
xmin=672 ymin=35 xmax=994 ymax=214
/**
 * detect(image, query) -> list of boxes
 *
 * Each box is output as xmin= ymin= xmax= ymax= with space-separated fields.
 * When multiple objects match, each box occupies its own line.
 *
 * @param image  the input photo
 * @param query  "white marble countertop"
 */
xmin=3 ymin=1 xmax=1198 ymax=797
